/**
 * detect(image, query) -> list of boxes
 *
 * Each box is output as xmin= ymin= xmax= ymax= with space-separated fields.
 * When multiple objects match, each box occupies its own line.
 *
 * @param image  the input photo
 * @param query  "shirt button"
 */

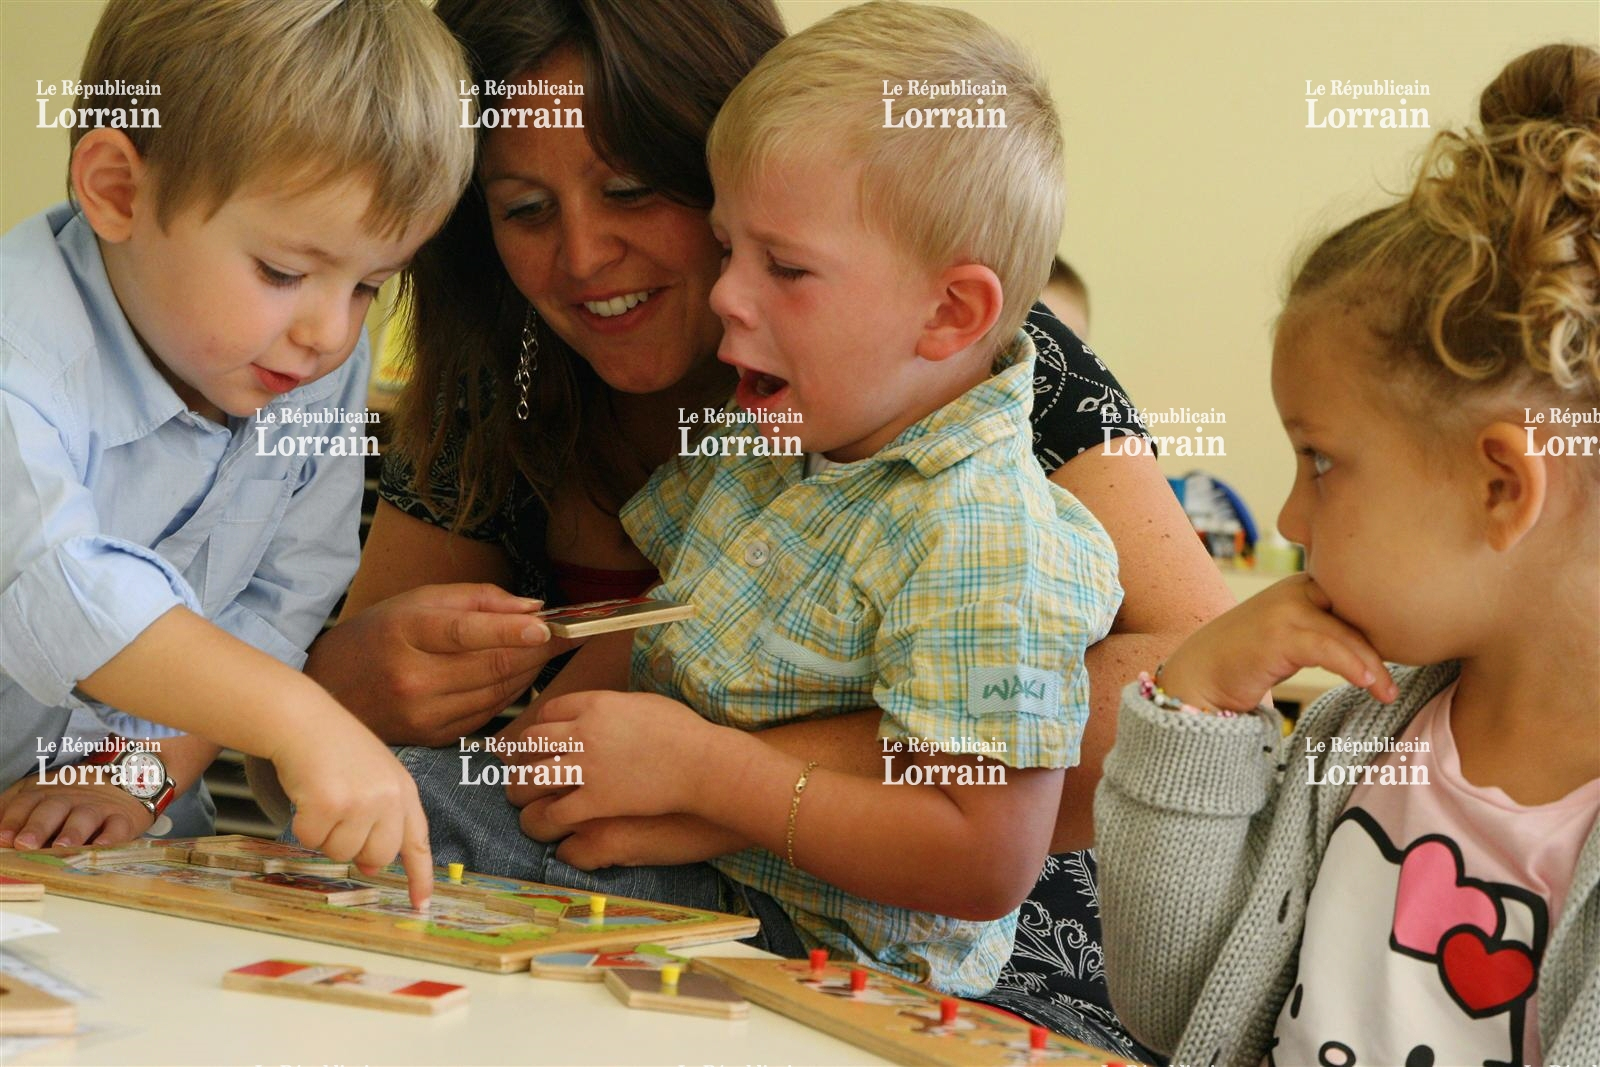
xmin=651 ymin=653 xmax=674 ymax=682
xmin=744 ymin=540 xmax=770 ymax=566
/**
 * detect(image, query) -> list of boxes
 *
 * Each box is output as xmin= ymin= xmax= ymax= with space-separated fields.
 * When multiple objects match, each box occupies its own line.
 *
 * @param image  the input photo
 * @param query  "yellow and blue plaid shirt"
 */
xmin=620 ymin=335 xmax=1121 ymax=994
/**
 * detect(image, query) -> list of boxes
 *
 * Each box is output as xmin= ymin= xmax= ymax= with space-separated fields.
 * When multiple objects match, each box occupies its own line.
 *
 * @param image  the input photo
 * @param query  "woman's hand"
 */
xmin=306 ymin=583 xmax=581 ymax=747
xmin=0 ymin=775 xmax=154 ymax=849
xmin=1157 ymin=574 xmax=1398 ymax=713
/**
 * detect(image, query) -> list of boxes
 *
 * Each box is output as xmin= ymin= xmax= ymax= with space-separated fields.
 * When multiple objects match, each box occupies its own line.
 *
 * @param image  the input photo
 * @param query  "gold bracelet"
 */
xmin=785 ymin=760 xmax=820 ymax=869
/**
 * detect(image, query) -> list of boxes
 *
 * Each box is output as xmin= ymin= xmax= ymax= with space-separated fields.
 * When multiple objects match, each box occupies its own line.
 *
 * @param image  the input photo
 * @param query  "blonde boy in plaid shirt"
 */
xmin=504 ymin=2 xmax=1120 ymax=995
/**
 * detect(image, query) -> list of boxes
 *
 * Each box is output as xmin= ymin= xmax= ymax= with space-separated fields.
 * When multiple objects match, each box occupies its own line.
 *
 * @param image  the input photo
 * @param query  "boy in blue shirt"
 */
xmin=0 ymin=0 xmax=476 ymax=906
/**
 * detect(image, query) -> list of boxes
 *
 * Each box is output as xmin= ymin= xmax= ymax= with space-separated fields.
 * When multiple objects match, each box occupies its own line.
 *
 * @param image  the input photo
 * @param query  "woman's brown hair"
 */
xmin=393 ymin=0 xmax=785 ymax=529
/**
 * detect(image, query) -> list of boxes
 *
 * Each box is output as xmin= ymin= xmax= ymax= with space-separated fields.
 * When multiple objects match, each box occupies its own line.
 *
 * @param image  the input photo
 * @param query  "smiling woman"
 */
xmin=306 ymin=0 xmax=1228 ymax=855
xmin=473 ymin=46 xmax=727 ymax=408
xmin=299 ymin=0 xmax=1227 ymax=1045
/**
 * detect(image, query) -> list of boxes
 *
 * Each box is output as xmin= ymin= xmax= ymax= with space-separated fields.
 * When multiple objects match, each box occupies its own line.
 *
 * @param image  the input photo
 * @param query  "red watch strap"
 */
xmin=149 ymin=780 xmax=176 ymax=815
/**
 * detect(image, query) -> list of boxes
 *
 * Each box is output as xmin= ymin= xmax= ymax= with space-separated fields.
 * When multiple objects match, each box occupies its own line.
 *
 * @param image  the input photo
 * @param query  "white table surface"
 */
xmin=2 ymin=892 xmax=886 ymax=1066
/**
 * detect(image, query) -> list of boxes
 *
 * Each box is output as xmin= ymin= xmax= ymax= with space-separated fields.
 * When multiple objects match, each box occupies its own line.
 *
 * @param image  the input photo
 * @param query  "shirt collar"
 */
xmin=871 ymin=330 xmax=1037 ymax=478
xmin=735 ymin=329 xmax=1037 ymax=482
xmin=54 ymin=207 xmax=191 ymax=445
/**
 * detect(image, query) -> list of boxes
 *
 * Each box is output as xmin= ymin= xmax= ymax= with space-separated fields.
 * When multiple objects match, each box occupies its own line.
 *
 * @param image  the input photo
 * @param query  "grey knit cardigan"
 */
xmin=1095 ymin=662 xmax=1600 ymax=1066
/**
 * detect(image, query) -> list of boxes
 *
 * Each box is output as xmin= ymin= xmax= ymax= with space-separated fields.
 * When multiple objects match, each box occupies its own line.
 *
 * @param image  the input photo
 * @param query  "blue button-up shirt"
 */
xmin=0 ymin=205 xmax=367 ymax=787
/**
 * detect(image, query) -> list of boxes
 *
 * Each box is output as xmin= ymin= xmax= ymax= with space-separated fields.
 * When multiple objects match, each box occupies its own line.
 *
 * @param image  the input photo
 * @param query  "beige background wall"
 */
xmin=4 ymin=0 xmax=1594 ymax=522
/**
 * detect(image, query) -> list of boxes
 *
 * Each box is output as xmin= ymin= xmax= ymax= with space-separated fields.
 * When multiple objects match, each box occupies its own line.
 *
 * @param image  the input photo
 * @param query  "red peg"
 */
xmin=1029 ymin=1026 xmax=1049 ymax=1050
xmin=939 ymin=997 xmax=959 ymax=1025
xmin=849 ymin=968 xmax=868 ymax=993
xmin=808 ymin=948 xmax=829 ymax=975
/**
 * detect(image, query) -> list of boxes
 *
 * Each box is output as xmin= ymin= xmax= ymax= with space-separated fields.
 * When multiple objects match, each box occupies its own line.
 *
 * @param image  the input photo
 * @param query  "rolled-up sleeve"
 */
xmin=870 ymin=498 xmax=1120 ymax=769
xmin=0 ymin=386 xmax=196 ymax=725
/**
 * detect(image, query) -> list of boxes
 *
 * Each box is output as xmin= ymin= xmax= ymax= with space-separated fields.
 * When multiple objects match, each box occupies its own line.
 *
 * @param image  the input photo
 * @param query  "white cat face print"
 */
xmin=1269 ymin=809 xmax=1546 ymax=1067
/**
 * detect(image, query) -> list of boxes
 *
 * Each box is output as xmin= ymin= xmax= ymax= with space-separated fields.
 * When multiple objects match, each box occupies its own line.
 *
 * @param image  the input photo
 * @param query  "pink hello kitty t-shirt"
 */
xmin=1269 ymin=683 xmax=1599 ymax=1067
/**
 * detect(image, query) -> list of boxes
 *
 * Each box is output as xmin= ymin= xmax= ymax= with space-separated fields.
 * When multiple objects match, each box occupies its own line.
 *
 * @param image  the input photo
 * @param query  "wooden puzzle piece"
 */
xmin=967 ymin=1027 xmax=1094 ymax=1064
xmin=196 ymin=838 xmax=329 ymax=860
xmin=604 ymin=965 xmax=747 ymax=1019
xmin=230 ymin=873 xmax=380 ymax=906
xmin=900 ymin=997 xmax=984 ymax=1036
xmin=188 ymin=838 xmax=348 ymax=876
xmin=535 ymin=596 xmax=695 ymax=637
xmin=785 ymin=954 xmax=925 ymax=1008
xmin=0 ymin=973 xmax=76 ymax=1035
xmin=0 ymin=875 xmax=44 ymax=901
xmin=223 ymin=959 xmax=467 ymax=1014
xmin=480 ymin=891 xmax=575 ymax=924
xmin=96 ymin=862 xmax=240 ymax=890
xmin=362 ymin=865 xmax=533 ymax=899
xmin=187 ymin=850 xmax=285 ymax=874
xmin=557 ymin=899 xmax=679 ymax=929
xmin=278 ymin=856 xmax=355 ymax=877
xmin=358 ymin=890 xmax=536 ymax=931
xmin=60 ymin=841 xmax=178 ymax=867
xmin=529 ymin=943 xmax=689 ymax=981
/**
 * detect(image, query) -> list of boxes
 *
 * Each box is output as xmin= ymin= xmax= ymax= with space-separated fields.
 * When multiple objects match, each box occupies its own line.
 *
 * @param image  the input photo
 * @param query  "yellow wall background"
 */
xmin=4 ymin=0 xmax=1594 ymax=520
xmin=782 ymin=0 xmax=1595 ymax=520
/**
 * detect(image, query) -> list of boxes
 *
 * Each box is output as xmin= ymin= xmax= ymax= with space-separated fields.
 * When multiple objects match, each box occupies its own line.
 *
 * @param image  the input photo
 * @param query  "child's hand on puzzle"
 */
xmin=269 ymin=713 xmax=434 ymax=910
xmin=1158 ymin=573 xmax=1399 ymax=713
xmin=0 ymin=775 xmax=154 ymax=849
xmin=506 ymin=691 xmax=718 ymax=831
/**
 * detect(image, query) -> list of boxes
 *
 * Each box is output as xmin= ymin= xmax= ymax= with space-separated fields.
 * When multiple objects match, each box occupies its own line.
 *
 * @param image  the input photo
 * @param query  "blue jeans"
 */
xmin=386 ymin=746 xmax=805 ymax=957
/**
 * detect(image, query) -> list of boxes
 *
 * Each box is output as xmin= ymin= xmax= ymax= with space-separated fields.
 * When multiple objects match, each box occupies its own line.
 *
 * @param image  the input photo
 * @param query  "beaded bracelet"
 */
xmin=1137 ymin=669 xmax=1239 ymax=718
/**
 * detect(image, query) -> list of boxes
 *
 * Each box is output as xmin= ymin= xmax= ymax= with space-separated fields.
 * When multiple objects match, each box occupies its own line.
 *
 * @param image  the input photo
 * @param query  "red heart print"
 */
xmin=1393 ymin=839 xmax=1497 ymax=954
xmin=1439 ymin=928 xmax=1534 ymax=1015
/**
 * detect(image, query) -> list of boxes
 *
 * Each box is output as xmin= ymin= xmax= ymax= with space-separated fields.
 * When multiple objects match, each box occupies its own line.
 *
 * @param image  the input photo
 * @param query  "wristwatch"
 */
xmin=82 ymin=735 xmax=177 ymax=817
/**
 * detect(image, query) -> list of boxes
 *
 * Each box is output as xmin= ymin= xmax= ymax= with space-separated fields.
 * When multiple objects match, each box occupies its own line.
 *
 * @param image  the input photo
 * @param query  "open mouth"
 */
xmin=750 ymin=371 xmax=786 ymax=397
xmin=253 ymin=365 xmax=301 ymax=394
xmin=735 ymin=368 xmax=790 ymax=409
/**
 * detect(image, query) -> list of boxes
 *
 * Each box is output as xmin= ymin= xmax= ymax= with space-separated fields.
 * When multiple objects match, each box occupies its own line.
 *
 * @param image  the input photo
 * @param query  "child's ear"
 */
xmin=71 ymin=129 xmax=147 ymax=243
xmin=915 ymin=264 xmax=1003 ymax=363
xmin=1476 ymin=421 xmax=1547 ymax=552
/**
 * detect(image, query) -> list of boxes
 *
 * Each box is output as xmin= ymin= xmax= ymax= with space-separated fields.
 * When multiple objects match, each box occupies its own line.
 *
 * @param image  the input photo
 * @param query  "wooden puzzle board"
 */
xmin=0 ymin=836 xmax=758 ymax=974
xmin=693 ymin=957 xmax=1140 ymax=1067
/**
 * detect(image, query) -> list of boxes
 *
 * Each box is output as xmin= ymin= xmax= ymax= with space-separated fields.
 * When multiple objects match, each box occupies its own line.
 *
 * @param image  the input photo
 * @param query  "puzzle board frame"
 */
xmin=692 ymin=956 xmax=1141 ymax=1066
xmin=0 ymin=836 xmax=758 ymax=974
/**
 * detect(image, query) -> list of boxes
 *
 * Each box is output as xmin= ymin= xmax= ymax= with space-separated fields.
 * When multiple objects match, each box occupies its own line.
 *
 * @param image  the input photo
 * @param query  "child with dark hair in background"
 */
xmin=1041 ymin=255 xmax=1090 ymax=341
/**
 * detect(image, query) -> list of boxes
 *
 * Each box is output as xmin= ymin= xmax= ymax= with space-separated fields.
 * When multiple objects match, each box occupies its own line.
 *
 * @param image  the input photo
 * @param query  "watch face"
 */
xmin=121 ymin=751 xmax=166 ymax=799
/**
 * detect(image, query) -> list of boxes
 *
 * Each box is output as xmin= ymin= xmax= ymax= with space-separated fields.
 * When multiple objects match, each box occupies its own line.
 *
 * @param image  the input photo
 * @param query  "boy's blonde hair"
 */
xmin=72 ymin=0 xmax=474 ymax=235
xmin=707 ymin=0 xmax=1064 ymax=353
